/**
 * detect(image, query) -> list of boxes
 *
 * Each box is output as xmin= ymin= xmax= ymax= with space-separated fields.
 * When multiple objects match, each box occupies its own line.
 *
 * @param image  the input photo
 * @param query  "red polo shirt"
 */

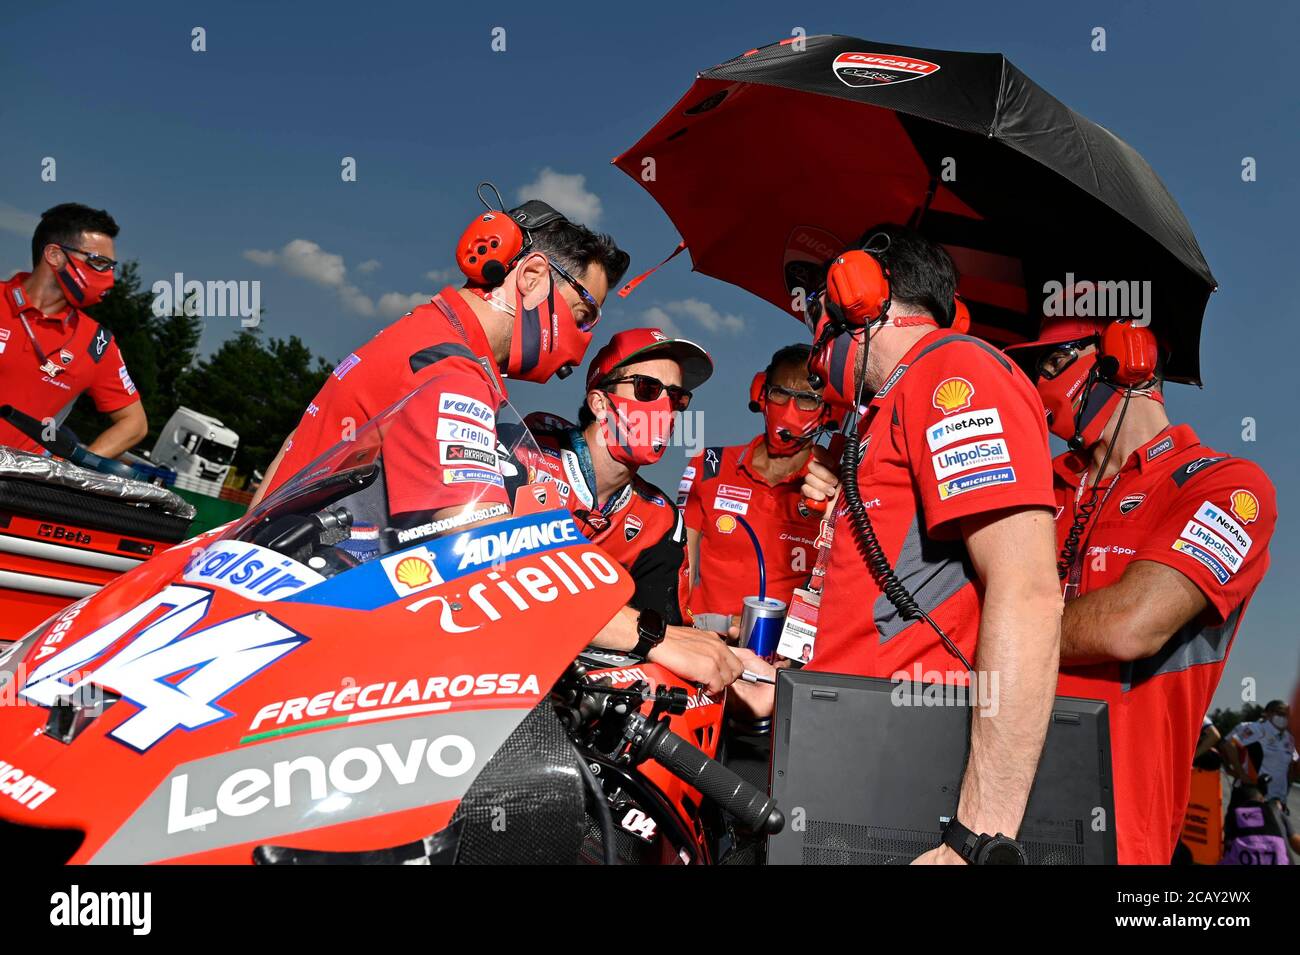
xmin=268 ymin=287 xmax=508 ymax=500
xmin=0 ymin=273 xmax=139 ymax=453
xmin=679 ymin=435 xmax=821 ymax=617
xmin=1051 ymin=423 xmax=1276 ymax=865
xmin=810 ymin=329 xmax=1055 ymax=679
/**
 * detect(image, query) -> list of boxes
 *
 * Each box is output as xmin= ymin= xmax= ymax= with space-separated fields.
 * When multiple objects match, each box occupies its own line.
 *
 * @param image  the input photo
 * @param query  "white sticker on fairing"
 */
xmin=183 ymin=541 xmax=326 ymax=601
xmin=436 ymin=417 xmax=493 ymax=450
xmin=1179 ymin=521 xmax=1243 ymax=573
xmin=926 ymin=408 xmax=1004 ymax=451
xmin=713 ymin=497 xmax=748 ymax=515
xmin=438 ymin=393 xmax=495 ymax=427
xmin=930 ymin=438 xmax=1012 ymax=479
xmin=1194 ymin=501 xmax=1253 ymax=556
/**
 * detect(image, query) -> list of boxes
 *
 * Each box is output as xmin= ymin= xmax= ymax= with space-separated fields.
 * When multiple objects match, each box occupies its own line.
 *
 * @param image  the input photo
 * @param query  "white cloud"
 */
xmin=0 ymin=202 xmax=39 ymax=237
xmin=517 ymin=168 xmax=603 ymax=227
xmin=425 ymin=267 xmax=460 ymax=285
xmin=244 ymin=239 xmax=375 ymax=316
xmin=378 ymin=291 xmax=432 ymax=318
xmin=643 ymin=298 xmax=745 ymax=337
xmin=357 ymin=259 xmax=382 ymax=274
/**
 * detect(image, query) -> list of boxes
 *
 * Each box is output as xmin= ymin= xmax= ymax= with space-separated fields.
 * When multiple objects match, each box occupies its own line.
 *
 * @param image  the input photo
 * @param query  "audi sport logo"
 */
xmin=832 ymin=52 xmax=941 ymax=88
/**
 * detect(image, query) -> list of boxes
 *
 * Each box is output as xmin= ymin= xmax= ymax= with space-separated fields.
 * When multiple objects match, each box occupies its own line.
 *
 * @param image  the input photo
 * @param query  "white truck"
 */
xmin=150 ymin=407 xmax=239 ymax=496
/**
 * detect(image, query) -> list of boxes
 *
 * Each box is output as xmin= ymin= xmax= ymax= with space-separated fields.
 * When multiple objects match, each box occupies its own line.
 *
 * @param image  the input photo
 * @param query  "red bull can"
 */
xmin=740 ymin=596 xmax=787 ymax=661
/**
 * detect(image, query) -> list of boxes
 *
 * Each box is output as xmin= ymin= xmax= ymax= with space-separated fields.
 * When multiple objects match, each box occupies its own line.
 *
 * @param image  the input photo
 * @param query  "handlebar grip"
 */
xmin=644 ymin=726 xmax=784 ymax=834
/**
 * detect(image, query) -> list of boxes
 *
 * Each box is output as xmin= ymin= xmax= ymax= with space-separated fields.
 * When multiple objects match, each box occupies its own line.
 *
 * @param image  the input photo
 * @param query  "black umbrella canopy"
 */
xmin=616 ymin=35 xmax=1216 ymax=384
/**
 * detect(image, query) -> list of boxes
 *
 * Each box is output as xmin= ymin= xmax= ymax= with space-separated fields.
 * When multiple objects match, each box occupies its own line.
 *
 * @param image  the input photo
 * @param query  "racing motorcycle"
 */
xmin=0 ymin=376 xmax=781 ymax=864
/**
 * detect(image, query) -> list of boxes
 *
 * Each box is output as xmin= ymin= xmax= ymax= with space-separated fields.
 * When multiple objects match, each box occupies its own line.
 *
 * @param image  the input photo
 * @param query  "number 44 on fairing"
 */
xmin=20 ymin=585 xmax=308 ymax=752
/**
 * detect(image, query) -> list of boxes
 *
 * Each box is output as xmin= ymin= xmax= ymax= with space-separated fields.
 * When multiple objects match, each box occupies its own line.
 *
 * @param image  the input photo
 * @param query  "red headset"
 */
xmin=1098 ymin=319 xmax=1160 ymax=386
xmin=455 ymin=212 xmax=525 ymax=286
xmin=748 ymin=371 xmax=766 ymax=412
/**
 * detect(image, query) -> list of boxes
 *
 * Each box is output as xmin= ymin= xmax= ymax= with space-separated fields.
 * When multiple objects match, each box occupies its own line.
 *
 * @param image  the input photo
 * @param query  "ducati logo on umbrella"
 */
xmin=832 ymin=52 xmax=941 ymax=88
xmin=624 ymin=514 xmax=643 ymax=543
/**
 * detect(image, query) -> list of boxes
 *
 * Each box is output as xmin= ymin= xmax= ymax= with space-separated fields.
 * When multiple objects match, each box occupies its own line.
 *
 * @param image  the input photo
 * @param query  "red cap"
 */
xmin=1004 ymin=282 xmax=1109 ymax=356
xmin=584 ymin=328 xmax=713 ymax=392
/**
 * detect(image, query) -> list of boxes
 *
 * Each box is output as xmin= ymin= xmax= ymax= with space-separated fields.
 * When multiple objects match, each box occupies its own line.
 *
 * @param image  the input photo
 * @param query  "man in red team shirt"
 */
xmin=526 ymin=328 xmax=745 ymax=693
xmin=0 ymin=204 xmax=147 ymax=457
xmin=254 ymin=199 xmax=628 ymax=520
xmin=678 ymin=343 xmax=828 ymax=624
xmin=734 ymin=226 xmax=1064 ymax=865
xmin=1004 ymin=310 xmax=1277 ymax=865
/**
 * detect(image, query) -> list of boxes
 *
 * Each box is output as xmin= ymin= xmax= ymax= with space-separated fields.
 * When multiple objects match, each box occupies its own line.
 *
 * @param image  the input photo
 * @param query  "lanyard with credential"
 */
xmin=567 ymin=426 xmax=626 ymax=518
xmin=18 ymin=311 xmax=78 ymax=377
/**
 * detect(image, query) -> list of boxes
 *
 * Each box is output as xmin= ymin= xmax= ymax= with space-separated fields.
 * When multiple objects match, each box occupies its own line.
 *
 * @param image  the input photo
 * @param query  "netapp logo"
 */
xmin=926 ymin=408 xmax=1003 ymax=451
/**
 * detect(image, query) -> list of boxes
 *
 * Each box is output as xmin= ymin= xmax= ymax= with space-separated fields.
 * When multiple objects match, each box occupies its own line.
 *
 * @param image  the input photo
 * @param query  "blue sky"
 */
xmin=2 ymin=0 xmax=1296 ymax=708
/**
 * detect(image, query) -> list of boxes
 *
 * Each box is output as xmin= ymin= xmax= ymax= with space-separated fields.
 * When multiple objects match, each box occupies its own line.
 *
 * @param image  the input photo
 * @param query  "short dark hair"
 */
xmin=529 ymin=219 xmax=630 ymax=291
xmin=32 ymin=203 xmax=119 ymax=268
xmin=764 ymin=343 xmax=814 ymax=386
xmin=1264 ymin=699 xmax=1286 ymax=712
xmin=857 ymin=223 xmax=957 ymax=327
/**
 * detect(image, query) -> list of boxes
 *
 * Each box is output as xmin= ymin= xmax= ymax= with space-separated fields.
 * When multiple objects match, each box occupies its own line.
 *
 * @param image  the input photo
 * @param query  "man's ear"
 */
xmin=513 ymin=252 xmax=552 ymax=310
xmin=587 ymin=389 xmax=608 ymax=422
xmin=42 ymin=243 xmax=66 ymax=270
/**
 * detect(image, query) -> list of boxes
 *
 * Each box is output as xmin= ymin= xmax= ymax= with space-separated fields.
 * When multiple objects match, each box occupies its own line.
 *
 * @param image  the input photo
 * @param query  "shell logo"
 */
xmin=394 ymin=557 xmax=434 ymax=588
xmin=1229 ymin=489 xmax=1259 ymax=524
xmin=715 ymin=514 xmax=738 ymax=534
xmin=932 ymin=377 xmax=974 ymax=416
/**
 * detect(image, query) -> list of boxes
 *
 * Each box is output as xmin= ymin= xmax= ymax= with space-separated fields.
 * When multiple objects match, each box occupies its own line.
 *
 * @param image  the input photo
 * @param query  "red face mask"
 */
xmin=56 ymin=256 xmax=114 ymax=308
xmin=764 ymin=399 xmax=825 ymax=456
xmin=505 ymin=262 xmax=592 ymax=384
xmin=1034 ymin=350 xmax=1124 ymax=447
xmin=600 ymin=391 xmax=675 ymax=467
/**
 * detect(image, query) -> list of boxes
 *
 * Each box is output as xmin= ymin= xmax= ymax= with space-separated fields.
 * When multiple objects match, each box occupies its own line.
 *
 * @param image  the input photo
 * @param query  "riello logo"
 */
xmin=832 ymin=52 xmax=941 ymax=88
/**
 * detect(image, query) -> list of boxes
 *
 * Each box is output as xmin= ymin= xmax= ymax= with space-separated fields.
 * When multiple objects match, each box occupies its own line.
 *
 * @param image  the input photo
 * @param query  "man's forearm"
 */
xmin=592 ymin=605 xmax=641 ymax=651
xmin=87 ymin=417 xmax=146 ymax=458
xmin=957 ymin=585 xmax=1061 ymax=838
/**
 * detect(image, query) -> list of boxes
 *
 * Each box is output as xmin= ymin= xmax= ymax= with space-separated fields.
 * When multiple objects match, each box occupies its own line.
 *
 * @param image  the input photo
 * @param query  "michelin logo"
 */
xmin=183 ymin=541 xmax=325 ymax=601
xmin=1171 ymin=539 xmax=1230 ymax=585
xmin=931 ymin=438 xmax=1011 ymax=479
xmin=938 ymin=466 xmax=1017 ymax=501
xmin=927 ymin=408 xmax=1003 ymax=451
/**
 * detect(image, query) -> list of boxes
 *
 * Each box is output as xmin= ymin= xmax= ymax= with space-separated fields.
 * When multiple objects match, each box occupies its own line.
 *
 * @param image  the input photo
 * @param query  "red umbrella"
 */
xmin=615 ymin=35 xmax=1215 ymax=383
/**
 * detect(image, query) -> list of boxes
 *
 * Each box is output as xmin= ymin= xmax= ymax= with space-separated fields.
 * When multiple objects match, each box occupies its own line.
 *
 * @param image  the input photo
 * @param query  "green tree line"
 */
xmin=65 ymin=262 xmax=331 ymax=476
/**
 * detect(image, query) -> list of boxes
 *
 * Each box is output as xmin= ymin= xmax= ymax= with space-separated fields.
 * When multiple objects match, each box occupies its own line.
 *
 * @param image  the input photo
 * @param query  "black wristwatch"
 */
xmin=630 ymin=608 xmax=666 ymax=659
xmin=942 ymin=817 xmax=1027 ymax=865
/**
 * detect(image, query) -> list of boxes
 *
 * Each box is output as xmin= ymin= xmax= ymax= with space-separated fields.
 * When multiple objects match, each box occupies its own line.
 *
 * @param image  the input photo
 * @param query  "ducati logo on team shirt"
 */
xmin=832 ymin=52 xmax=941 ymax=88
xmin=59 ymin=348 xmax=74 ymax=366
xmin=932 ymin=377 xmax=974 ymax=415
xmin=532 ymin=485 xmax=548 ymax=506
xmin=1118 ymin=493 xmax=1146 ymax=515
xmin=624 ymin=514 xmax=643 ymax=542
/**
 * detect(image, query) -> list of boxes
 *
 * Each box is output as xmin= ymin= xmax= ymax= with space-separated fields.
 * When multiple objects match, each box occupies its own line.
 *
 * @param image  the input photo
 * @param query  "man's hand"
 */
xmin=911 ymin=844 xmax=966 ymax=865
xmin=648 ymin=626 xmax=745 ymax=694
xmin=800 ymin=444 xmax=841 ymax=505
xmin=727 ymin=647 xmax=777 ymax=718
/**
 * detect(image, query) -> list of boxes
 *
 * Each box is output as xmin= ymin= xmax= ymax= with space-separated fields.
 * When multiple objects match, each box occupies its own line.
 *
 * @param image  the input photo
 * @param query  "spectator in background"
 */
xmin=1218 ymin=700 xmax=1298 ymax=808
xmin=1219 ymin=777 xmax=1296 ymax=865
xmin=0 ymin=204 xmax=146 ymax=458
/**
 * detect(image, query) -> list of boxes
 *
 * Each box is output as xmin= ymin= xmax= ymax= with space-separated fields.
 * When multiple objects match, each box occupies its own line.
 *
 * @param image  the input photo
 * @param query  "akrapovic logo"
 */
xmin=833 ymin=52 xmax=941 ymax=88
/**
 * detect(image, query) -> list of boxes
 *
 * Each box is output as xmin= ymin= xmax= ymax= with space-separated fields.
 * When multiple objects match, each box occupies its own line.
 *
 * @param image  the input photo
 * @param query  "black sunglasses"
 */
xmin=1035 ymin=336 xmax=1098 ymax=380
xmin=59 ymin=244 xmax=118 ymax=273
xmin=602 ymin=374 xmax=692 ymax=411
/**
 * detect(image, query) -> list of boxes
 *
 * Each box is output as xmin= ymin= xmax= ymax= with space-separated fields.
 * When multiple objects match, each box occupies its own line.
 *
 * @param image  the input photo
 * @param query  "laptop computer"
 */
xmin=768 ymin=670 xmax=1116 ymax=864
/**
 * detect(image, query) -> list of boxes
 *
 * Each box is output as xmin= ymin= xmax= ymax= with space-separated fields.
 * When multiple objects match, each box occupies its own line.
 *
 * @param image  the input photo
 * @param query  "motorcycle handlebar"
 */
xmin=642 ymin=723 xmax=784 ymax=834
